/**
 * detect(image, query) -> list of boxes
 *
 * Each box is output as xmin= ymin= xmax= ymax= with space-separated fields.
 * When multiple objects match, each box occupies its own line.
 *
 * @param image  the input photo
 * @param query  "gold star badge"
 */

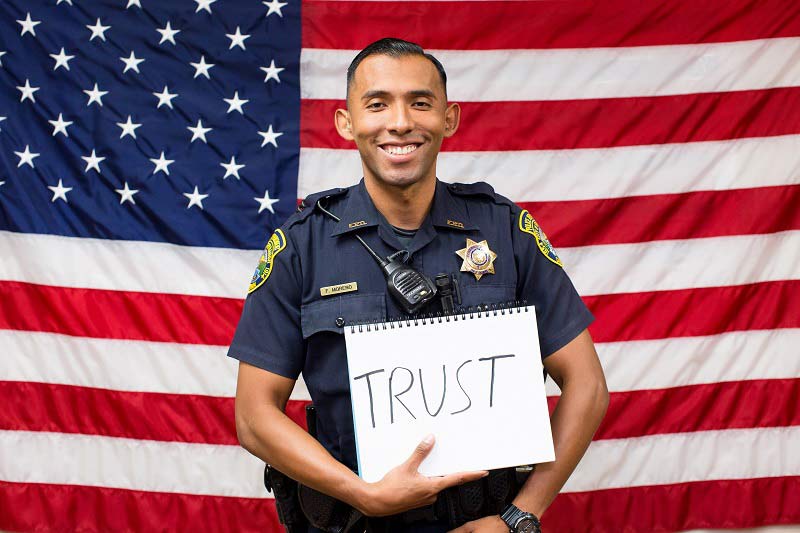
xmin=456 ymin=238 xmax=497 ymax=280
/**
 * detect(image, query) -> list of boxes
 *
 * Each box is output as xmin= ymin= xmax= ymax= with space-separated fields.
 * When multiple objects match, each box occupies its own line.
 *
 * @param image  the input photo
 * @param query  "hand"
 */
xmin=358 ymin=434 xmax=488 ymax=517
xmin=448 ymin=515 xmax=509 ymax=533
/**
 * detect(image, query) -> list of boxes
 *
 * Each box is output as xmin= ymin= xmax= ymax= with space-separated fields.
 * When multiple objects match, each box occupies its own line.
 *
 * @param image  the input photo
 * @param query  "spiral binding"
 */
xmin=348 ymin=300 xmax=529 ymax=333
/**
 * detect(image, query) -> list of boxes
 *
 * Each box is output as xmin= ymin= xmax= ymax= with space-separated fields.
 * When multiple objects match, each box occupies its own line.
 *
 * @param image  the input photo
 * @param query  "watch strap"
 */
xmin=500 ymin=504 xmax=541 ymax=532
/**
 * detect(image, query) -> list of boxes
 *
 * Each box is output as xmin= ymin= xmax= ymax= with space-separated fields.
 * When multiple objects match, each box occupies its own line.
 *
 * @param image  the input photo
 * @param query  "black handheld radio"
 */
xmin=318 ymin=199 xmax=437 ymax=314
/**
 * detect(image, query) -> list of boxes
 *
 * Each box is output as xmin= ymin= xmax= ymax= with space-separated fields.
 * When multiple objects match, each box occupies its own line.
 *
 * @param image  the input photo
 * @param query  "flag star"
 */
xmin=87 ymin=18 xmax=111 ymax=41
xmin=48 ymin=179 xmax=73 ymax=203
xmin=0 ymin=51 xmax=6 ymax=66
xmin=57 ymin=0 xmax=73 ymax=4
xmin=18 ymin=13 xmax=41 ymax=37
xmin=187 ymin=119 xmax=212 ymax=143
xmin=260 ymin=59 xmax=284 ymax=83
xmin=153 ymin=86 xmax=178 ymax=109
xmin=223 ymin=91 xmax=248 ymax=114
xmin=81 ymin=150 xmax=106 ymax=173
xmin=190 ymin=55 xmax=214 ymax=79
xmin=116 ymin=115 xmax=142 ymax=139
xmin=17 ymin=79 xmax=40 ymax=103
xmin=48 ymin=113 xmax=73 ymax=137
xmin=156 ymin=21 xmax=180 ymax=45
xmin=15 ymin=145 xmax=40 ymax=168
xmin=194 ymin=0 xmax=217 ymax=13
xmin=183 ymin=186 xmax=209 ymax=209
xmin=225 ymin=27 xmax=250 ymax=50
xmin=263 ymin=0 xmax=287 ymax=17
xmin=50 ymin=48 xmax=75 ymax=71
xmin=120 ymin=51 xmax=145 ymax=74
xmin=254 ymin=189 xmax=279 ymax=214
xmin=257 ymin=124 xmax=284 ymax=148
xmin=220 ymin=156 xmax=245 ymax=180
xmin=150 ymin=151 xmax=175 ymax=175
xmin=115 ymin=182 xmax=139 ymax=205
xmin=0 ymin=117 xmax=6 ymax=132
xmin=127 ymin=0 xmax=142 ymax=8
xmin=84 ymin=83 xmax=109 ymax=106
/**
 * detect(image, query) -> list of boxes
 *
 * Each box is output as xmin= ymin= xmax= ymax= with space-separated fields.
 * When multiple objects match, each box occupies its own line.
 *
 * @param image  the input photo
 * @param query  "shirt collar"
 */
xmin=330 ymin=178 xmax=478 ymax=237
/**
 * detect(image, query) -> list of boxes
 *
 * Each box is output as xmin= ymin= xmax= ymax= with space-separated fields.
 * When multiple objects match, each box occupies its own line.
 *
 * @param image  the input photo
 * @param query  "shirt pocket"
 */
xmin=300 ymin=293 xmax=387 ymax=338
xmin=457 ymin=283 xmax=516 ymax=309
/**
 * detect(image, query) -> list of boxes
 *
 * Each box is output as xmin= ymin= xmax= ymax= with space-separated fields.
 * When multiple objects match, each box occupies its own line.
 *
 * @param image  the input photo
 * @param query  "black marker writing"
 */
xmin=353 ymin=369 xmax=385 ymax=428
xmin=419 ymin=365 xmax=447 ymax=417
xmin=450 ymin=359 xmax=473 ymax=415
xmin=389 ymin=367 xmax=416 ymax=423
xmin=478 ymin=354 xmax=515 ymax=407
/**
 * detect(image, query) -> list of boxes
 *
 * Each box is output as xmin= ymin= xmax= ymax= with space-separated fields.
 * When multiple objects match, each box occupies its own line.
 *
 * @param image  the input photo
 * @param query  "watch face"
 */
xmin=516 ymin=518 xmax=537 ymax=533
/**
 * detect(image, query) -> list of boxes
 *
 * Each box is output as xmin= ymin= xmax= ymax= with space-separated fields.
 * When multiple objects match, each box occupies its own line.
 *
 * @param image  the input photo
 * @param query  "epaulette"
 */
xmin=286 ymin=187 xmax=349 ymax=227
xmin=446 ymin=181 xmax=516 ymax=208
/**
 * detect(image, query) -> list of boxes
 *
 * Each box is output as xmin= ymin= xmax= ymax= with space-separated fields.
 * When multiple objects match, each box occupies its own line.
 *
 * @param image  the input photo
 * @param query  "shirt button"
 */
xmin=335 ymin=317 xmax=345 ymax=327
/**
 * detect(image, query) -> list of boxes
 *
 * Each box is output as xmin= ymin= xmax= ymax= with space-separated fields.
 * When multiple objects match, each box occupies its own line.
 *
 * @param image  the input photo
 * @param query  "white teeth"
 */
xmin=383 ymin=144 xmax=418 ymax=155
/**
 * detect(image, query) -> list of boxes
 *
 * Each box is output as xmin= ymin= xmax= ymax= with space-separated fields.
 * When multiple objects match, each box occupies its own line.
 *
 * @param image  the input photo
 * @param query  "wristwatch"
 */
xmin=500 ymin=504 xmax=541 ymax=533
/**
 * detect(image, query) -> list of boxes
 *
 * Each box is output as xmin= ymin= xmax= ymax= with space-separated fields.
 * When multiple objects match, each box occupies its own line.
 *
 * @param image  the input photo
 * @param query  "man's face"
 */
xmin=336 ymin=54 xmax=460 ymax=189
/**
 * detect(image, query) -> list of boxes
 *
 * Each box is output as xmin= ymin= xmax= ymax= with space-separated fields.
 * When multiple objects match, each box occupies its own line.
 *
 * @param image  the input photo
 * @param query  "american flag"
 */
xmin=1 ymin=0 xmax=798 ymax=531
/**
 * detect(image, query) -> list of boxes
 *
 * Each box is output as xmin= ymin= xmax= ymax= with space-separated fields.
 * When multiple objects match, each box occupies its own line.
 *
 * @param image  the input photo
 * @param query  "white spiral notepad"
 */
xmin=344 ymin=305 xmax=555 ymax=483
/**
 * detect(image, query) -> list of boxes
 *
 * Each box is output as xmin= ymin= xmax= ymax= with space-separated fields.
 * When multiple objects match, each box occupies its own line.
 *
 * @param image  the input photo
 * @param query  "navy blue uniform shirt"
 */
xmin=228 ymin=179 xmax=593 ymax=472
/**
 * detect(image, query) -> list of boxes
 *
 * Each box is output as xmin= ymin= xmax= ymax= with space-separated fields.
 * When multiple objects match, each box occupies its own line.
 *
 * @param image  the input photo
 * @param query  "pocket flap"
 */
xmin=300 ymin=293 xmax=386 ymax=338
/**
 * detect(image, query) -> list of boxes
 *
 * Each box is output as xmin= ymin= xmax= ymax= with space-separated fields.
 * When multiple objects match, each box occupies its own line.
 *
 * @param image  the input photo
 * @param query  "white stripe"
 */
xmin=297 ymin=134 xmax=800 ymax=202
xmin=0 ymin=329 xmax=311 ymax=401
xmin=545 ymin=328 xmax=800 ymax=396
xmin=0 ymin=430 xmax=270 ymax=499
xmin=562 ymin=230 xmax=800 ymax=297
xmin=301 ymin=38 xmax=800 ymax=101
xmin=0 ymin=230 xmax=259 ymax=297
xmin=5 ymin=328 xmax=797 ymax=403
xmin=562 ymin=426 xmax=800 ymax=493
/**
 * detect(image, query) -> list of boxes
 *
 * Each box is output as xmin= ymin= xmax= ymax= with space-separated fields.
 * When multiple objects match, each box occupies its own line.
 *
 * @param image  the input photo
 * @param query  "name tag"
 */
xmin=320 ymin=282 xmax=358 ymax=297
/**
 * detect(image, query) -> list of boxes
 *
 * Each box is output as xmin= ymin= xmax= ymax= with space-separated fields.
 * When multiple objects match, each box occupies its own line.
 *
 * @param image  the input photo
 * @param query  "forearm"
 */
xmin=236 ymin=403 xmax=371 ymax=512
xmin=512 ymin=376 xmax=609 ymax=517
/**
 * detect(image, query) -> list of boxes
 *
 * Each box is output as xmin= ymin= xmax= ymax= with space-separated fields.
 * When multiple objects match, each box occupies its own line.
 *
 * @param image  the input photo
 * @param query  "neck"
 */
xmin=364 ymin=175 xmax=436 ymax=230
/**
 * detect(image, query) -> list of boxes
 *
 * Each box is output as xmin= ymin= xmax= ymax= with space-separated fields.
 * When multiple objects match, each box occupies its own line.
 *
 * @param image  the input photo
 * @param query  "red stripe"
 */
xmin=302 ymin=88 xmax=800 ymax=151
xmin=2 ymin=280 xmax=796 ymax=345
xmin=3 ymin=476 xmax=798 ymax=533
xmin=586 ymin=280 xmax=800 ymax=343
xmin=0 ymin=481 xmax=278 ymax=533
xmin=545 ymin=476 xmax=800 ymax=532
xmin=303 ymin=0 xmax=800 ymax=50
xmin=5 ymin=378 xmax=798 ymax=445
xmin=524 ymin=185 xmax=800 ymax=247
xmin=0 ymin=281 xmax=241 ymax=346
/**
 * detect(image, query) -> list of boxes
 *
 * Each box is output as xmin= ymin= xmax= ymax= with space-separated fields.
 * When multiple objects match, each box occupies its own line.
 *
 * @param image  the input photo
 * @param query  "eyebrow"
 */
xmin=360 ymin=89 xmax=437 ymax=101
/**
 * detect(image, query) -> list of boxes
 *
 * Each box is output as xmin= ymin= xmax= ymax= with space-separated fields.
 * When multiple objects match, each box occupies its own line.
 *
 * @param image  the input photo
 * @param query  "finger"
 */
xmin=404 ymin=434 xmax=435 ymax=471
xmin=436 ymin=470 xmax=489 ymax=490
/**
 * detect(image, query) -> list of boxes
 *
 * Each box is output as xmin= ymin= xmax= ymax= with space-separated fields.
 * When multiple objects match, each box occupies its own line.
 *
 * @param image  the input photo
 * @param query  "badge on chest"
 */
xmin=456 ymin=238 xmax=497 ymax=281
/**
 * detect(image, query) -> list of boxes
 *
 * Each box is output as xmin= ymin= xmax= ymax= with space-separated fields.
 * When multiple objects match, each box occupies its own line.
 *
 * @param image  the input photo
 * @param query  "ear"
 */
xmin=334 ymin=108 xmax=354 ymax=141
xmin=443 ymin=102 xmax=461 ymax=138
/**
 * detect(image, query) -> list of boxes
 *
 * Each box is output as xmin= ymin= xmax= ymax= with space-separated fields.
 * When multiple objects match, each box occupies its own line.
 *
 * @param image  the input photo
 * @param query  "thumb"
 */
xmin=405 ymin=434 xmax=435 ymax=471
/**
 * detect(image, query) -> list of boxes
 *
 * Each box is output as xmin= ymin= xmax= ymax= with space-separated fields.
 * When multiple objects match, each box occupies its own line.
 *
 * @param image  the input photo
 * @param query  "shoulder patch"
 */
xmin=248 ymin=229 xmax=287 ymax=293
xmin=519 ymin=210 xmax=563 ymax=267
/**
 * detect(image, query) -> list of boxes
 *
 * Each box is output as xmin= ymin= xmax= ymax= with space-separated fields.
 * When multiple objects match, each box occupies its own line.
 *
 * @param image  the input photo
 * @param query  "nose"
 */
xmin=388 ymin=104 xmax=414 ymax=135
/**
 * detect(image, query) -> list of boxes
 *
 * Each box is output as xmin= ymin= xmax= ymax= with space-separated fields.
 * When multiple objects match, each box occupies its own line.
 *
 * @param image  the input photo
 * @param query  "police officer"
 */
xmin=230 ymin=38 xmax=609 ymax=533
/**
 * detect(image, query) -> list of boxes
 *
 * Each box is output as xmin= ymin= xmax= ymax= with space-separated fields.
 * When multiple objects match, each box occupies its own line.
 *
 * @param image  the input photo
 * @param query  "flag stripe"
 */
xmin=3 ymin=279 xmax=796 ymax=345
xmin=297 ymin=134 xmax=800 ymax=201
xmin=302 ymin=0 xmax=800 ymax=50
xmin=563 ymin=230 xmax=800 ymax=297
xmin=301 ymin=87 xmax=800 ymax=151
xmin=562 ymin=426 xmax=800 ymax=493
xmin=300 ymin=39 xmax=800 ymax=101
xmin=587 ymin=280 xmax=799 ymax=343
xmin=6 ymin=328 xmax=799 ymax=407
xmin=521 ymin=185 xmax=800 ymax=248
xmin=4 ymin=378 xmax=798 ymax=446
xmin=0 ymin=481 xmax=278 ymax=533
xmin=0 ymin=430 xmax=268 ymax=499
xmin=546 ymin=476 xmax=800 ymax=533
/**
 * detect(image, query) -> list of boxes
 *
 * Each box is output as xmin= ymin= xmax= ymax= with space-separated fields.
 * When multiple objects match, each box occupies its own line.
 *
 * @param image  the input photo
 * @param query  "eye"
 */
xmin=412 ymin=101 xmax=432 ymax=108
xmin=366 ymin=102 xmax=386 ymax=110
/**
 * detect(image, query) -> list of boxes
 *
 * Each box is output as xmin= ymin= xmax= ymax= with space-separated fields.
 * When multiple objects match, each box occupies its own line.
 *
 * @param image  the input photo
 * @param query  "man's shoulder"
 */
xmin=280 ymin=185 xmax=354 ymax=232
xmin=445 ymin=181 xmax=519 ymax=214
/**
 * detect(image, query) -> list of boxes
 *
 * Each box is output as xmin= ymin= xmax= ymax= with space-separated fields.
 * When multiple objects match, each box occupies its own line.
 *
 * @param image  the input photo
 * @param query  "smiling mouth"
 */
xmin=379 ymin=144 xmax=420 ymax=156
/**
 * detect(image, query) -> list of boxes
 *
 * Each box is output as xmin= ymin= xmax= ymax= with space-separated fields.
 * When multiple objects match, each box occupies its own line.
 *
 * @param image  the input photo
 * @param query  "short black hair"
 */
xmin=346 ymin=38 xmax=448 ymax=99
